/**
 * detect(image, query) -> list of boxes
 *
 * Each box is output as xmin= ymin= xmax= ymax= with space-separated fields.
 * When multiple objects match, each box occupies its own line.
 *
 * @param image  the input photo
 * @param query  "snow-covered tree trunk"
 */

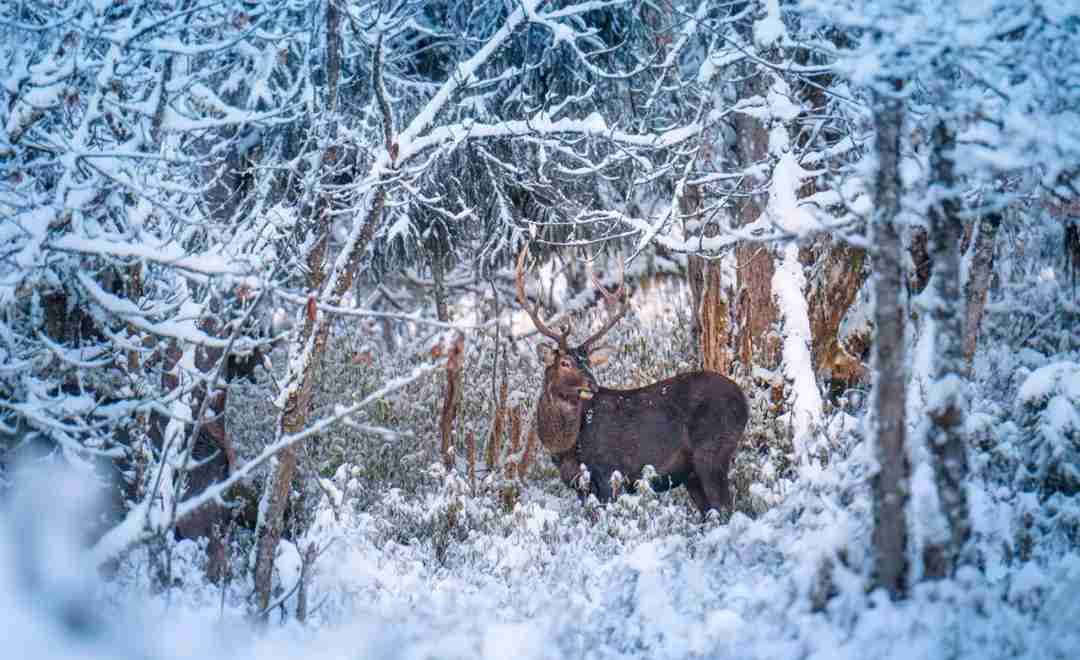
xmin=791 ymin=42 xmax=870 ymax=396
xmin=870 ymin=84 xmax=910 ymax=600
xmin=962 ymin=212 xmax=1001 ymax=366
xmin=922 ymin=120 xmax=971 ymax=579
xmin=253 ymin=0 xmax=345 ymax=616
xmin=768 ymin=136 xmax=825 ymax=465
xmin=696 ymin=257 xmax=734 ymax=375
xmin=773 ymin=242 xmax=824 ymax=464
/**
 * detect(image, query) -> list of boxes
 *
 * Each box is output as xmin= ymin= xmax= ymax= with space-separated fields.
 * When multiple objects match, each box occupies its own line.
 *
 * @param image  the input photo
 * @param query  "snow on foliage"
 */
xmin=1 ymin=281 xmax=1077 ymax=660
xmin=1015 ymin=362 xmax=1080 ymax=497
xmin=2 ymin=0 xmax=1079 ymax=658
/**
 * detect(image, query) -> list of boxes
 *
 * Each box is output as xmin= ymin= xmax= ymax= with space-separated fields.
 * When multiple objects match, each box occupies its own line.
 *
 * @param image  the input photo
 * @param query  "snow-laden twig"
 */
xmin=273 ymin=291 xmax=497 ymax=330
xmin=76 ymin=273 xmax=263 ymax=351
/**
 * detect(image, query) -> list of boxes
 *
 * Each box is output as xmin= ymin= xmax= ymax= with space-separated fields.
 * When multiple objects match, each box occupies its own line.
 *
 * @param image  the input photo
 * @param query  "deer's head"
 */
xmin=515 ymin=247 xmax=627 ymax=403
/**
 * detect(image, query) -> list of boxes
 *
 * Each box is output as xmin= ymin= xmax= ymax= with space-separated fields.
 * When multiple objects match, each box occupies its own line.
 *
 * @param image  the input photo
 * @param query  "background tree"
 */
xmin=868 ymin=77 xmax=909 ymax=599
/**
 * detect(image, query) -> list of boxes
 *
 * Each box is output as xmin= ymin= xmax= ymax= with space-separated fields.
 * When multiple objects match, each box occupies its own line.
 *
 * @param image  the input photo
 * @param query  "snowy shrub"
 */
xmin=1014 ymin=361 xmax=1080 ymax=497
xmin=977 ymin=212 xmax=1080 ymax=405
xmin=965 ymin=368 xmax=1080 ymax=571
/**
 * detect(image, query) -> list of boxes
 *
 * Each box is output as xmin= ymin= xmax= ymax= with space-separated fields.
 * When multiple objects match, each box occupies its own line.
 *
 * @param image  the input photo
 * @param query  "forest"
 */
xmin=1 ymin=0 xmax=1078 ymax=657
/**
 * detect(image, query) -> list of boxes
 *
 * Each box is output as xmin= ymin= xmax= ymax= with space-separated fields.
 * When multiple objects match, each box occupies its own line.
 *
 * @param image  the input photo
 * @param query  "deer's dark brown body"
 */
xmin=517 ymin=247 xmax=749 ymax=516
xmin=539 ymin=370 xmax=747 ymax=514
xmin=577 ymin=372 xmax=746 ymax=509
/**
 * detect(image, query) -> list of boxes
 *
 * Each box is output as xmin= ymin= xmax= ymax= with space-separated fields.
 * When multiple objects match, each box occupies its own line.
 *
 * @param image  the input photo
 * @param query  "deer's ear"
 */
xmin=588 ymin=345 xmax=616 ymax=367
xmin=537 ymin=344 xmax=557 ymax=366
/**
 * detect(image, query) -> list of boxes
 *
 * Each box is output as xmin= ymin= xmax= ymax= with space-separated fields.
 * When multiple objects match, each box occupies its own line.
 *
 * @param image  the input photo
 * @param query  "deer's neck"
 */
xmin=536 ymin=387 xmax=584 ymax=458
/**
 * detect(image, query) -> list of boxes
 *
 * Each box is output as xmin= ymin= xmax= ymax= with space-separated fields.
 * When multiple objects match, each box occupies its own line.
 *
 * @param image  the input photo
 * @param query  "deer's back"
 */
xmin=577 ymin=371 xmax=747 ymax=473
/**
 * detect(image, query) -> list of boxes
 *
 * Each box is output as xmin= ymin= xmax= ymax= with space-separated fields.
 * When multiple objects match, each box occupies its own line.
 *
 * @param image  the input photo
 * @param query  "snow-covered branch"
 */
xmin=89 ymin=361 xmax=440 ymax=568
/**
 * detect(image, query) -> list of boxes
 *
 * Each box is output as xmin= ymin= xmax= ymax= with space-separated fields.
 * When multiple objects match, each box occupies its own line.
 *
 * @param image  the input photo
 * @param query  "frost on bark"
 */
xmin=962 ymin=212 xmax=1001 ymax=365
xmin=922 ymin=120 xmax=971 ymax=579
xmin=870 ymin=85 xmax=910 ymax=600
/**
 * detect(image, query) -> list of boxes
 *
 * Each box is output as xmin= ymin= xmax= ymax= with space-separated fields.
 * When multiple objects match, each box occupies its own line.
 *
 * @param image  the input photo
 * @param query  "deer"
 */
xmin=516 ymin=247 xmax=749 ymax=517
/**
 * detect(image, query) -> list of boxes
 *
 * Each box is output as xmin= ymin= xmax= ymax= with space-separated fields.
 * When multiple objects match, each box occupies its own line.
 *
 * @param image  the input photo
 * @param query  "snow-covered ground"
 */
xmin=4 ymin=277 xmax=1079 ymax=660
xmin=5 ymin=363 xmax=1079 ymax=660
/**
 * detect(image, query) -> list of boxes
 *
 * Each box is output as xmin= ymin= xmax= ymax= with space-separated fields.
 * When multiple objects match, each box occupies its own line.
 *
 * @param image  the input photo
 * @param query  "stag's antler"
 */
xmin=516 ymin=246 xmax=570 ymax=350
xmin=578 ymin=255 xmax=629 ymax=352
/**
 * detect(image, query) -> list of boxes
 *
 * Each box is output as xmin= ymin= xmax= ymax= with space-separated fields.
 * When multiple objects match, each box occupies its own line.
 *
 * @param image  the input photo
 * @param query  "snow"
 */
xmin=5 ymin=314 xmax=1080 ymax=660
xmin=1016 ymin=361 xmax=1080 ymax=405
xmin=3 ymin=0 xmax=1080 ymax=658
xmin=767 ymin=152 xmax=817 ymax=235
xmin=773 ymin=242 xmax=825 ymax=463
xmin=754 ymin=0 xmax=788 ymax=48
xmin=50 ymin=235 xmax=255 ymax=278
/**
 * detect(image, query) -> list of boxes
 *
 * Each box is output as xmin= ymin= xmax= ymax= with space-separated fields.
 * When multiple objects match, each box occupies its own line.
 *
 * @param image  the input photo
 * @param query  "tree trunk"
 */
xmin=253 ymin=0 xmax=344 ymax=617
xmin=431 ymin=238 xmax=464 ymax=471
xmin=962 ymin=212 xmax=1001 ymax=365
xmin=439 ymin=332 xmax=465 ymax=471
xmin=773 ymin=242 xmax=824 ymax=463
xmin=871 ymin=84 xmax=910 ymax=600
xmin=922 ymin=120 xmax=971 ymax=580
xmin=908 ymin=226 xmax=932 ymax=296
xmin=684 ymin=181 xmax=733 ymax=373
xmin=698 ymin=259 xmax=733 ymax=374
xmin=806 ymin=240 xmax=869 ymax=394
xmin=431 ymin=238 xmax=450 ymax=323
xmin=792 ymin=43 xmax=870 ymax=397
xmin=734 ymin=238 xmax=779 ymax=376
xmin=687 ymin=252 xmax=705 ymax=364
xmin=733 ymin=69 xmax=779 ymax=380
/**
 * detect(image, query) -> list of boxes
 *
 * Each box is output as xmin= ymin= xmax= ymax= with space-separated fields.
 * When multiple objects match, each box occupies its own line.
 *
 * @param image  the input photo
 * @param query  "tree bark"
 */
xmin=871 ymin=83 xmax=910 ymax=600
xmin=792 ymin=43 xmax=870 ymax=395
xmin=807 ymin=240 xmax=869 ymax=393
xmin=698 ymin=259 xmax=733 ymax=374
xmin=733 ymin=68 xmax=779 ymax=379
xmin=685 ymin=181 xmax=733 ymax=374
xmin=962 ymin=212 xmax=1001 ymax=365
xmin=908 ymin=226 xmax=932 ymax=296
xmin=440 ymin=332 xmax=465 ymax=471
xmin=431 ymin=238 xmax=450 ymax=323
xmin=253 ymin=0 xmax=346 ymax=617
xmin=922 ymin=120 xmax=971 ymax=579
xmin=431 ymin=237 xmax=465 ymax=471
